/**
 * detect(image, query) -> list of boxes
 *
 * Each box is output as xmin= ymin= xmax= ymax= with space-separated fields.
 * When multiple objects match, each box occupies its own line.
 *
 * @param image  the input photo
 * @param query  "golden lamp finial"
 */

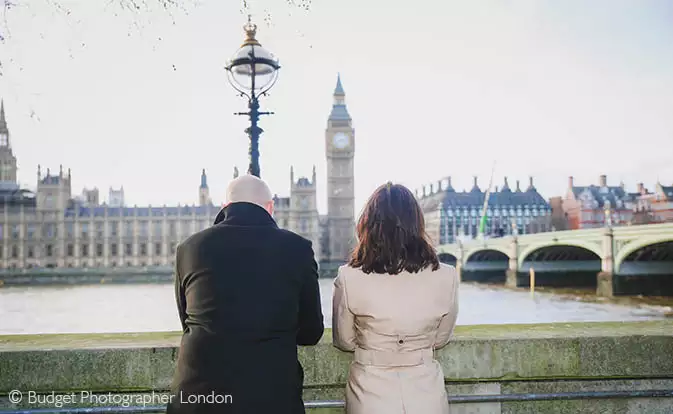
xmin=242 ymin=15 xmax=260 ymax=47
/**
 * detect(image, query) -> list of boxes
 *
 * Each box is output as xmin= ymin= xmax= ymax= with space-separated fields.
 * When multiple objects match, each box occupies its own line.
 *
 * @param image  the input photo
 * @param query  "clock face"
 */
xmin=333 ymin=132 xmax=349 ymax=149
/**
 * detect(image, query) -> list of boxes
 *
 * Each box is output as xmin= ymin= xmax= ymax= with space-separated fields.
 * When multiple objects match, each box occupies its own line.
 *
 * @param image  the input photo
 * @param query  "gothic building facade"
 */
xmin=269 ymin=75 xmax=356 ymax=270
xmin=0 ymin=76 xmax=356 ymax=271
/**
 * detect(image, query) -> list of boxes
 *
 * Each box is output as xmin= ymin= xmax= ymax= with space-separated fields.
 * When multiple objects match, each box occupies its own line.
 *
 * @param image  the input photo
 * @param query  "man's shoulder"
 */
xmin=178 ymin=225 xmax=312 ymax=252
xmin=175 ymin=226 xmax=212 ymax=253
xmin=275 ymin=228 xmax=313 ymax=249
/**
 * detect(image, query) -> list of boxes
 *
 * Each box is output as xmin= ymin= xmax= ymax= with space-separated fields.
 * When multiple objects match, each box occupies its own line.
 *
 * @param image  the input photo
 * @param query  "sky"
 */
xmin=0 ymin=0 xmax=672 ymax=214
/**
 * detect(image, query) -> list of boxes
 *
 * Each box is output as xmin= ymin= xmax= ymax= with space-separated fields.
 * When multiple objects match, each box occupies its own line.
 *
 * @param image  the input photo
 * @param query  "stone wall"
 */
xmin=1 ymin=321 xmax=672 ymax=413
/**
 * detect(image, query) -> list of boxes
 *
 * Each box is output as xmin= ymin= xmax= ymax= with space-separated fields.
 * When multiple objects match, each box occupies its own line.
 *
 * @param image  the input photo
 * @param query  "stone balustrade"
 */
xmin=1 ymin=321 xmax=673 ymax=413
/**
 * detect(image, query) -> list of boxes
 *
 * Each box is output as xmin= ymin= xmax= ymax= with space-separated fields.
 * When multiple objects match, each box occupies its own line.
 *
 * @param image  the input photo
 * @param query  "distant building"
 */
xmin=563 ymin=175 xmax=640 ymax=229
xmin=549 ymin=196 xmax=570 ymax=231
xmin=418 ymin=176 xmax=552 ymax=245
xmin=81 ymin=188 xmax=100 ymax=206
xmin=271 ymin=74 xmax=357 ymax=270
xmin=632 ymin=182 xmax=673 ymax=224
xmin=0 ymin=77 xmax=357 ymax=271
xmin=0 ymin=100 xmax=36 ymax=210
xmin=108 ymin=187 xmax=125 ymax=207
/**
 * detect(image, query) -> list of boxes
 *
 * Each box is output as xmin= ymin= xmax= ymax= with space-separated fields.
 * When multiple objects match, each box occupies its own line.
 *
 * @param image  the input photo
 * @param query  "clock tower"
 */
xmin=325 ymin=74 xmax=355 ymax=264
xmin=0 ymin=100 xmax=18 ymax=183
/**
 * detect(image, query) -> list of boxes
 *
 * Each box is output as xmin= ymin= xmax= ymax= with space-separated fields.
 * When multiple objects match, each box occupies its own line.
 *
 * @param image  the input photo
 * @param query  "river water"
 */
xmin=0 ymin=279 xmax=669 ymax=335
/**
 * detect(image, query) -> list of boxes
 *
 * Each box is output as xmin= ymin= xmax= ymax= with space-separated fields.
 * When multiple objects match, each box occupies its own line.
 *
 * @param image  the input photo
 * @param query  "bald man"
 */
xmin=168 ymin=175 xmax=324 ymax=414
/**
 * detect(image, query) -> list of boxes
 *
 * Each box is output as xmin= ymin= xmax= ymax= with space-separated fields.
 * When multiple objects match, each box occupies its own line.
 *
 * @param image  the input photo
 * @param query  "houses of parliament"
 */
xmin=0 ymin=75 xmax=356 ymax=271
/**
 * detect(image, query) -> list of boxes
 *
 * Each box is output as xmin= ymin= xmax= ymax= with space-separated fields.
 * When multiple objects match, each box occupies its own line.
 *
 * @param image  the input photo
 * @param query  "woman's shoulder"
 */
xmin=427 ymin=263 xmax=459 ymax=285
xmin=337 ymin=264 xmax=364 ymax=278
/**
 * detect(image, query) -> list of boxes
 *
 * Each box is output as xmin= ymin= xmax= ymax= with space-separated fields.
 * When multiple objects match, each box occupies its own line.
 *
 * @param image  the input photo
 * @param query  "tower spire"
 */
xmin=0 ymin=99 xmax=9 ymax=148
xmin=0 ymin=100 xmax=6 ymax=129
xmin=200 ymin=168 xmax=208 ymax=188
xmin=329 ymin=73 xmax=351 ymax=122
xmin=334 ymin=73 xmax=345 ymax=96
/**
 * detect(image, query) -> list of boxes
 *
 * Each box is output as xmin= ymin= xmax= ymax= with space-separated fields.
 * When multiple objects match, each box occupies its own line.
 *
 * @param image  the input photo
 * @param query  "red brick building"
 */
xmin=634 ymin=182 xmax=673 ymax=223
xmin=562 ymin=175 xmax=637 ymax=229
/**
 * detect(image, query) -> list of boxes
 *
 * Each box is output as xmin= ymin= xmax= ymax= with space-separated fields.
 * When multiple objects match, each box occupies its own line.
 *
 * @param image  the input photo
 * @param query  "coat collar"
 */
xmin=214 ymin=202 xmax=278 ymax=228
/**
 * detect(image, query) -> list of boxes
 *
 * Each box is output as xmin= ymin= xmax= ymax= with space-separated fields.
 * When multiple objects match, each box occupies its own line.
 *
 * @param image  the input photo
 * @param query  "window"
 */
xmin=153 ymin=221 xmax=162 ymax=238
xmin=67 ymin=244 xmax=74 ymax=257
xmin=139 ymin=221 xmax=148 ymax=237
xmin=95 ymin=222 xmax=104 ymax=238
xmin=46 ymin=245 xmax=53 ymax=257
xmin=27 ymin=246 xmax=34 ymax=258
xmin=81 ymin=244 xmax=89 ymax=257
xmin=169 ymin=222 xmax=176 ymax=237
xmin=170 ymin=243 xmax=176 ymax=254
xmin=111 ymin=244 xmax=118 ymax=256
xmin=26 ymin=224 xmax=35 ymax=239
xmin=66 ymin=222 xmax=74 ymax=237
xmin=125 ymin=243 xmax=133 ymax=256
xmin=301 ymin=219 xmax=308 ymax=233
xmin=81 ymin=223 xmax=89 ymax=238
xmin=181 ymin=221 xmax=192 ymax=237
xmin=11 ymin=224 xmax=19 ymax=239
xmin=154 ymin=242 xmax=162 ymax=255
xmin=140 ymin=243 xmax=147 ymax=256
xmin=96 ymin=243 xmax=103 ymax=257
xmin=11 ymin=245 xmax=18 ymax=258
xmin=109 ymin=221 xmax=119 ymax=237
xmin=125 ymin=222 xmax=134 ymax=237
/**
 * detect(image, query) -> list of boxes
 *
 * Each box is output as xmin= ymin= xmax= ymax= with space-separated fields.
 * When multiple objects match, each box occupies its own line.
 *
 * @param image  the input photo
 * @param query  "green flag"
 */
xmin=478 ymin=188 xmax=491 ymax=236
xmin=479 ymin=162 xmax=496 ymax=237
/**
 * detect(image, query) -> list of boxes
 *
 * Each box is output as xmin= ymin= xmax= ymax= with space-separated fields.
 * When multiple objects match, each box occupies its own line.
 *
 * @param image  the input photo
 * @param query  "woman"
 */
xmin=332 ymin=182 xmax=459 ymax=414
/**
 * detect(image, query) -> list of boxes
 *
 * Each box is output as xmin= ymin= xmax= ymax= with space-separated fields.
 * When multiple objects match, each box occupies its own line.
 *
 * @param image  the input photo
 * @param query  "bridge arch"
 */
xmin=462 ymin=248 xmax=509 ymax=284
xmin=436 ymin=245 xmax=460 ymax=258
xmin=464 ymin=247 xmax=510 ymax=263
xmin=518 ymin=241 xmax=603 ymax=268
xmin=437 ymin=253 xmax=457 ymax=266
xmin=614 ymin=236 xmax=673 ymax=273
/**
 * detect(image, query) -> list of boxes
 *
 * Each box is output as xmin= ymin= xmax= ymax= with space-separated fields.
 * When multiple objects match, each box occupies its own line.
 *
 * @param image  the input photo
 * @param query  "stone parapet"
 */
xmin=1 ymin=321 xmax=672 ymax=413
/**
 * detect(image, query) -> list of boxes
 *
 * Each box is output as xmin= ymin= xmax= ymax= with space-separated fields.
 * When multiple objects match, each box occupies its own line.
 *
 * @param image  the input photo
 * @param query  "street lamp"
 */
xmin=604 ymin=206 xmax=612 ymax=228
xmin=225 ymin=16 xmax=280 ymax=178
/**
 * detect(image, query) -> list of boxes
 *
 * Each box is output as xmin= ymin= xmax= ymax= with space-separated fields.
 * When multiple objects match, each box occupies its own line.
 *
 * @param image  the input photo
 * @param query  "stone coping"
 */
xmin=1 ymin=321 xmax=672 ymax=393
xmin=2 ymin=321 xmax=670 ymax=351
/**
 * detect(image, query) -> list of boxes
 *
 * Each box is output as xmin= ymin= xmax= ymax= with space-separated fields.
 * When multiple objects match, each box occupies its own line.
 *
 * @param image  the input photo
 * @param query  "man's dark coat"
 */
xmin=167 ymin=202 xmax=324 ymax=414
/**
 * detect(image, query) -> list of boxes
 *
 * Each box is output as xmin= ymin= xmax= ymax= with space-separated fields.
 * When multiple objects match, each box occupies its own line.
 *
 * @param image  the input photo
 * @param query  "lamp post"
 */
xmin=604 ymin=206 xmax=612 ymax=228
xmin=225 ymin=16 xmax=280 ymax=178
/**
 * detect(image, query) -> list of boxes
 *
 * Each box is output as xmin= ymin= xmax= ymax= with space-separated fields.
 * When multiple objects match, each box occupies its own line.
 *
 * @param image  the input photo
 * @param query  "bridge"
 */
xmin=436 ymin=222 xmax=673 ymax=297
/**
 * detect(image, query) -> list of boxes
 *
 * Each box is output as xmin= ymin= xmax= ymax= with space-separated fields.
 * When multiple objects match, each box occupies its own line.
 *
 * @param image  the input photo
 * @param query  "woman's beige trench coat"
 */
xmin=332 ymin=263 xmax=460 ymax=414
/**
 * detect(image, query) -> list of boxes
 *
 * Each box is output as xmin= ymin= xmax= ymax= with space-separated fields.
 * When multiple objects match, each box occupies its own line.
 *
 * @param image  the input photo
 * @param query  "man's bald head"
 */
xmin=225 ymin=174 xmax=274 ymax=214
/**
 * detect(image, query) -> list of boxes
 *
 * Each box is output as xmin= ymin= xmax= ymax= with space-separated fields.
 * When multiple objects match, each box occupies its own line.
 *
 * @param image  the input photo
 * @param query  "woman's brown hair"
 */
xmin=349 ymin=182 xmax=440 ymax=275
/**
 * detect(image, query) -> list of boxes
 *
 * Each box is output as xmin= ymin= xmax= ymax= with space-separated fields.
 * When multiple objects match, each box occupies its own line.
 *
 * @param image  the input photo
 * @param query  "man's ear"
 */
xmin=265 ymin=200 xmax=274 ymax=216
